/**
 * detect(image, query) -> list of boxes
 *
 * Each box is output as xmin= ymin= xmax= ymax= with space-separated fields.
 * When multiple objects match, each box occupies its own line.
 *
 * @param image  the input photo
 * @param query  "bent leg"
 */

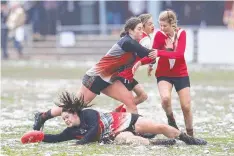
xmin=134 ymin=117 xmax=180 ymax=138
xmin=102 ymin=80 xmax=137 ymax=114
xmin=157 ymin=80 xmax=173 ymax=114
xmin=177 ymin=87 xmax=193 ymax=136
xmin=114 ymin=131 xmax=150 ymax=145
xmin=132 ymin=84 xmax=148 ymax=105
xmin=158 ymin=80 xmax=178 ymax=129
xmin=134 ymin=117 xmax=207 ymax=145
xmin=114 ymin=84 xmax=147 ymax=112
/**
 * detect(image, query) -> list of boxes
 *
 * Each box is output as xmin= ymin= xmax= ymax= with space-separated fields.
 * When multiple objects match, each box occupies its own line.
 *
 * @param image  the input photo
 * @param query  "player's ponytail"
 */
xmin=120 ymin=29 xmax=127 ymax=37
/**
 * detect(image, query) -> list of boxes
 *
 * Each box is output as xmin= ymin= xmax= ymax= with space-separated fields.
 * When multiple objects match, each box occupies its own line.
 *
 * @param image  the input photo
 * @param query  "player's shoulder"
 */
xmin=118 ymin=34 xmax=135 ymax=46
xmin=176 ymin=28 xmax=186 ymax=39
xmin=82 ymin=108 xmax=98 ymax=113
xmin=155 ymin=30 xmax=167 ymax=38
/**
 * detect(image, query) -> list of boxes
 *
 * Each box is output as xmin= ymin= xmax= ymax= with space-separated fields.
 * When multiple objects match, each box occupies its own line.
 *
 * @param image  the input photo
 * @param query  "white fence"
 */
xmin=184 ymin=27 xmax=234 ymax=64
xmin=22 ymin=24 xmax=234 ymax=64
xmin=56 ymin=25 xmax=234 ymax=64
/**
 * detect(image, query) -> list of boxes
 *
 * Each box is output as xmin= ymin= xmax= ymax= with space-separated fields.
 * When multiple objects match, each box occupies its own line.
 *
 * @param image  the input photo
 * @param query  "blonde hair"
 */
xmin=138 ymin=14 xmax=152 ymax=26
xmin=159 ymin=9 xmax=178 ymax=31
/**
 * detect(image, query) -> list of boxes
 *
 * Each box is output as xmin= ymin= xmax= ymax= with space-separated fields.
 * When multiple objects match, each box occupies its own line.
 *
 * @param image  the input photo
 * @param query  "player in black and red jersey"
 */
xmin=114 ymin=14 xmax=156 ymax=112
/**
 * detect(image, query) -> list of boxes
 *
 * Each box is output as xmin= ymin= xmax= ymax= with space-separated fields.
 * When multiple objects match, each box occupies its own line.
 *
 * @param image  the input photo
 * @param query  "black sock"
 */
xmin=167 ymin=112 xmax=179 ymax=129
xmin=167 ymin=112 xmax=176 ymax=121
xmin=41 ymin=109 xmax=53 ymax=121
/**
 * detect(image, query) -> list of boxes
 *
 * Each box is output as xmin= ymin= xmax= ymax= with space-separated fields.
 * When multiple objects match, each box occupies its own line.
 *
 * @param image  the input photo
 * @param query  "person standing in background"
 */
xmin=6 ymin=1 xmax=26 ymax=58
xmin=1 ymin=1 xmax=9 ymax=59
xmin=223 ymin=1 xmax=234 ymax=29
xmin=43 ymin=1 xmax=57 ymax=35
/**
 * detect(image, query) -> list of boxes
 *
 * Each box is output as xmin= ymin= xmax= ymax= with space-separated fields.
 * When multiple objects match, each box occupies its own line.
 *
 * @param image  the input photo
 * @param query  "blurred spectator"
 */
xmin=162 ymin=1 xmax=225 ymax=26
xmin=29 ymin=1 xmax=46 ymax=41
xmin=43 ymin=1 xmax=58 ymax=34
xmin=58 ymin=1 xmax=80 ymax=26
xmin=128 ymin=1 xmax=146 ymax=16
xmin=1 ymin=1 xmax=9 ymax=59
xmin=6 ymin=1 xmax=26 ymax=58
xmin=106 ymin=1 xmax=123 ymax=24
xmin=223 ymin=1 xmax=234 ymax=29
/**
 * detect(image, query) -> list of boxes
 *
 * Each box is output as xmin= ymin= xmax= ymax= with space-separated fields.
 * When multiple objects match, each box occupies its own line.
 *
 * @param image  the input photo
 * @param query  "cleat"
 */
xmin=150 ymin=139 xmax=176 ymax=146
xmin=33 ymin=112 xmax=45 ymax=131
xmin=179 ymin=132 xmax=207 ymax=145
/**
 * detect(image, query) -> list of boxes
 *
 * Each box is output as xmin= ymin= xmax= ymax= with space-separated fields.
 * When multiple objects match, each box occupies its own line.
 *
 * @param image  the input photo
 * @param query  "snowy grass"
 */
xmin=1 ymin=60 xmax=234 ymax=156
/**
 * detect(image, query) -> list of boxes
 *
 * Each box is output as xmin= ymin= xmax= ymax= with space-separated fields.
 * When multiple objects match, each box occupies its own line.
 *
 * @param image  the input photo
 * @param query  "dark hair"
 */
xmin=120 ymin=17 xmax=142 ymax=37
xmin=56 ymin=91 xmax=92 ymax=114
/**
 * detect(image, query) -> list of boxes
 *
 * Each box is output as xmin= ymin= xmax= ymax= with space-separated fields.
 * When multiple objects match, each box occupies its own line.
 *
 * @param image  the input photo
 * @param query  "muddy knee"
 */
xmin=139 ymin=93 xmax=148 ymax=103
xmin=161 ymin=96 xmax=171 ymax=108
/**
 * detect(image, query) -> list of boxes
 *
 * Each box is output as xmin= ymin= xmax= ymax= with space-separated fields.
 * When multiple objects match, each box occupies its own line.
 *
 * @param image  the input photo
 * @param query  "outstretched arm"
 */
xmin=122 ymin=39 xmax=151 ymax=58
xmin=21 ymin=129 xmax=76 ymax=144
xmin=43 ymin=128 xmax=76 ymax=143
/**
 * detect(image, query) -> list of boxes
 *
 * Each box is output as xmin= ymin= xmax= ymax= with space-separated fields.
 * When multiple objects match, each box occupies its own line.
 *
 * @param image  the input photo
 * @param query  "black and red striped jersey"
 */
xmin=86 ymin=34 xmax=151 ymax=83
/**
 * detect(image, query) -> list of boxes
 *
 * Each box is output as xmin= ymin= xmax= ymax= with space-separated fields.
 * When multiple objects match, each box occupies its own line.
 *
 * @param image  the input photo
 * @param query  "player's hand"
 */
xmin=147 ymin=65 xmax=153 ymax=77
xmin=148 ymin=50 xmax=158 ymax=59
xmin=132 ymin=61 xmax=142 ymax=75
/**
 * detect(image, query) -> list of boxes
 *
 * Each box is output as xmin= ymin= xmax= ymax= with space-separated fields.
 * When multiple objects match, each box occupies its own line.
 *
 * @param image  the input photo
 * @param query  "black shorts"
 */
xmin=124 ymin=114 xmax=140 ymax=134
xmin=115 ymin=77 xmax=139 ymax=91
xmin=82 ymin=74 xmax=110 ymax=95
xmin=157 ymin=76 xmax=190 ymax=92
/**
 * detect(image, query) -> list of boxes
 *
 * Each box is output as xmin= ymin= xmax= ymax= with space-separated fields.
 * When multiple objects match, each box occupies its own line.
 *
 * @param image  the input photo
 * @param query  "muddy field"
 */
xmin=1 ymin=60 xmax=234 ymax=156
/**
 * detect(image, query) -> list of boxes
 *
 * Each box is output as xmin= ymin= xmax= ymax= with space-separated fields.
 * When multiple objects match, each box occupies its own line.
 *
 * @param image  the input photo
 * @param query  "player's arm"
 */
xmin=122 ymin=39 xmax=151 ymax=58
xmin=157 ymin=31 xmax=186 ymax=59
xmin=21 ymin=128 xmax=76 ymax=144
xmin=43 ymin=128 xmax=75 ymax=143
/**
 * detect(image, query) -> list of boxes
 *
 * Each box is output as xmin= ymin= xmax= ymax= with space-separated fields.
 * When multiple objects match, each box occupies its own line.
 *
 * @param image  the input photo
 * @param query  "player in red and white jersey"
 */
xmin=114 ymin=14 xmax=156 ymax=112
xmin=147 ymin=10 xmax=194 ymax=136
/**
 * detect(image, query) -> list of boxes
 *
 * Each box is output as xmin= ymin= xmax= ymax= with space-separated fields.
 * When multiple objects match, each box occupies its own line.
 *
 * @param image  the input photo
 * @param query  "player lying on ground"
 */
xmin=22 ymin=92 xmax=207 ymax=145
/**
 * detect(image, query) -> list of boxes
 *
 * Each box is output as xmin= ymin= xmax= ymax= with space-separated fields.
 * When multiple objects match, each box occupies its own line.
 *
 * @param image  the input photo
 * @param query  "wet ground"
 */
xmin=1 ymin=60 xmax=234 ymax=156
